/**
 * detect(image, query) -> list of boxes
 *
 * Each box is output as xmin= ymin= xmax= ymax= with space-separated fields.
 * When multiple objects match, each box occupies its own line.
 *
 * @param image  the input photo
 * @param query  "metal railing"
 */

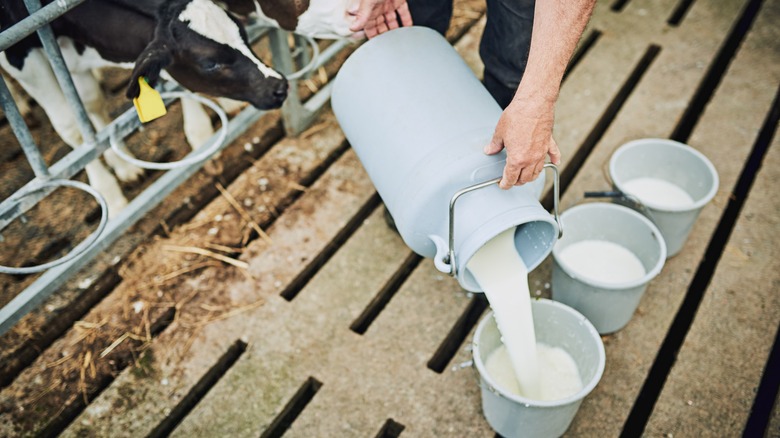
xmin=0 ymin=0 xmax=353 ymax=335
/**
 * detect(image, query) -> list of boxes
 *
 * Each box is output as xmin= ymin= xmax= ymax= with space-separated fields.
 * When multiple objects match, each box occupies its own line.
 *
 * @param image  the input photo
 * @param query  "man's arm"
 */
xmin=485 ymin=0 xmax=596 ymax=189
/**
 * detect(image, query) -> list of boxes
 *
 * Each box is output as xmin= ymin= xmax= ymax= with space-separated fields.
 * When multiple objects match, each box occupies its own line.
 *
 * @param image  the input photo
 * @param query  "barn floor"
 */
xmin=1 ymin=0 xmax=779 ymax=436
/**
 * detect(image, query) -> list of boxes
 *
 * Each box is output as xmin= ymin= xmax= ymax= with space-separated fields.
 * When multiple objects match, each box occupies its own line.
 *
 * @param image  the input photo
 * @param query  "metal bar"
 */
xmin=303 ymin=80 xmax=334 ymax=112
xmin=0 ymin=104 xmax=271 ymax=336
xmin=24 ymin=0 xmax=96 ymax=144
xmin=0 ymin=75 xmax=50 ymax=179
xmin=0 ymin=0 xmax=85 ymax=52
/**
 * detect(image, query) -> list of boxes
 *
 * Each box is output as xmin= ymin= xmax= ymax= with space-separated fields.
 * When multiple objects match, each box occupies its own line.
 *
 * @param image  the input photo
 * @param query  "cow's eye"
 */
xmin=202 ymin=62 xmax=223 ymax=73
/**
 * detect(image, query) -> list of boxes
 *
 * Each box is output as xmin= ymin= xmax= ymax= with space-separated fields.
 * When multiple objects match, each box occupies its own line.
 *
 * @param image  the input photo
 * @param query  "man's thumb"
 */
xmin=483 ymin=138 xmax=504 ymax=155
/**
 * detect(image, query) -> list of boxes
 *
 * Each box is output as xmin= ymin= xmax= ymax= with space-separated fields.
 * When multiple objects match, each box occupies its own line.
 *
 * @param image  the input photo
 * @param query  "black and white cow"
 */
xmin=1 ymin=0 xmax=290 ymax=216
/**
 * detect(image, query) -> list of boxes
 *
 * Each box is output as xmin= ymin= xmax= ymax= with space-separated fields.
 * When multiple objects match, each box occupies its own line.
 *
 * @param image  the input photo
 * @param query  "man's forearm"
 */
xmin=514 ymin=0 xmax=596 ymax=106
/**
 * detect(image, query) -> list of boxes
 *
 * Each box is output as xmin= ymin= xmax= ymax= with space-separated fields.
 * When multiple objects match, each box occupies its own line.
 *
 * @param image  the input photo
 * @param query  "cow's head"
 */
xmin=126 ymin=0 xmax=287 ymax=110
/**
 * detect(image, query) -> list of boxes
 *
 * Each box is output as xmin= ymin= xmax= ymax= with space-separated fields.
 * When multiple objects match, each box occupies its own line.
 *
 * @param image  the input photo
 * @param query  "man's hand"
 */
xmin=349 ymin=0 xmax=413 ymax=39
xmin=483 ymin=0 xmax=594 ymax=189
xmin=484 ymin=97 xmax=561 ymax=189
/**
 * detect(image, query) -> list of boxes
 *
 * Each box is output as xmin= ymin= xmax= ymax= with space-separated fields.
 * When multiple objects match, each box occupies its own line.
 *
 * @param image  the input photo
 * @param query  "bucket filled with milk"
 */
xmin=609 ymin=139 xmax=719 ymax=257
xmin=473 ymin=300 xmax=605 ymax=438
xmin=331 ymin=26 xmax=561 ymax=292
xmin=552 ymin=203 xmax=666 ymax=334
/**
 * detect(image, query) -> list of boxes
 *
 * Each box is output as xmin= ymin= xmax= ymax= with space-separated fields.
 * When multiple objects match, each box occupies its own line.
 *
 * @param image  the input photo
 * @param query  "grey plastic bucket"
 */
xmin=472 ymin=300 xmax=605 ymax=438
xmin=551 ymin=203 xmax=666 ymax=334
xmin=331 ymin=27 xmax=560 ymax=292
xmin=609 ymin=138 xmax=719 ymax=257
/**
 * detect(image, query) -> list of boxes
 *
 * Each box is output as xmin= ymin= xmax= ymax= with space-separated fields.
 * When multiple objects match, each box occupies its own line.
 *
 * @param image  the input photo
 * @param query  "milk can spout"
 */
xmin=441 ymin=163 xmax=563 ymax=278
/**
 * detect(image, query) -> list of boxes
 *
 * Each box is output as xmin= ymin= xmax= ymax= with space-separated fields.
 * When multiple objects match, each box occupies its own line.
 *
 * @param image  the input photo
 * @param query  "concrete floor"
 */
xmin=1 ymin=0 xmax=778 ymax=436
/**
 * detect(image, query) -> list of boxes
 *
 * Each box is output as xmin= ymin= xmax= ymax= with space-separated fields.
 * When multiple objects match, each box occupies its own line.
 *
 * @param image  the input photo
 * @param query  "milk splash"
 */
xmin=467 ymin=227 xmax=583 ymax=401
xmin=485 ymin=343 xmax=583 ymax=401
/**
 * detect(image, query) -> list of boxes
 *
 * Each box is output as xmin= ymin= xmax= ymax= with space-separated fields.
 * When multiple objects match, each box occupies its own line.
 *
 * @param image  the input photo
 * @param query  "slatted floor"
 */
xmin=1 ymin=0 xmax=779 ymax=436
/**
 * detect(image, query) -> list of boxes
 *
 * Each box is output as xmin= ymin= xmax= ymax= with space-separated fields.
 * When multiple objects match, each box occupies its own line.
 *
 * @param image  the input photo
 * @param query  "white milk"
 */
xmin=558 ymin=240 xmax=646 ymax=285
xmin=467 ymin=227 xmax=541 ymax=399
xmin=485 ymin=343 xmax=583 ymax=401
xmin=621 ymin=177 xmax=694 ymax=209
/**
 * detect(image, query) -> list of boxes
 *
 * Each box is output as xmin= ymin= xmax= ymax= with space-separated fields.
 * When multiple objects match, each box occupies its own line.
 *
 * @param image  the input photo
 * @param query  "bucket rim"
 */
xmin=472 ymin=299 xmax=606 ymax=408
xmin=609 ymin=138 xmax=719 ymax=212
xmin=551 ymin=203 xmax=667 ymax=290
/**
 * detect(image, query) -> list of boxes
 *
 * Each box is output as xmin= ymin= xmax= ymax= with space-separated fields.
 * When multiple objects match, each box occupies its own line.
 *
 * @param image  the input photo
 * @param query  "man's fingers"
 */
xmin=384 ymin=11 xmax=399 ymax=29
xmin=397 ymin=2 xmax=413 ymax=26
xmin=364 ymin=22 xmax=379 ymax=38
xmin=500 ymin=162 xmax=521 ymax=190
xmin=548 ymin=138 xmax=562 ymax=165
xmin=521 ymin=160 xmax=544 ymax=184
xmin=374 ymin=17 xmax=389 ymax=35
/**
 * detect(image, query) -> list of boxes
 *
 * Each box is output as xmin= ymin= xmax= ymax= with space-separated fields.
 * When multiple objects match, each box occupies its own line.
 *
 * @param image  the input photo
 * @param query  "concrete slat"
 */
xmin=170 ymin=208 xmax=412 ymax=436
xmin=644 ymin=1 xmax=780 ymax=433
xmin=62 ymin=138 xmax=377 ymax=436
xmin=646 ymin=112 xmax=780 ymax=437
xmin=284 ymin=261 xmax=483 ymax=436
xmin=559 ymin=0 xmax=780 ymax=435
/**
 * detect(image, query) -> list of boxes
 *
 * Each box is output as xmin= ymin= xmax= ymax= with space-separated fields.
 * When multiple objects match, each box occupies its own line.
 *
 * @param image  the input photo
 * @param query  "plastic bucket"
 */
xmin=472 ymin=299 xmax=605 ymax=438
xmin=551 ymin=203 xmax=666 ymax=334
xmin=331 ymin=26 xmax=559 ymax=291
xmin=609 ymin=138 xmax=719 ymax=257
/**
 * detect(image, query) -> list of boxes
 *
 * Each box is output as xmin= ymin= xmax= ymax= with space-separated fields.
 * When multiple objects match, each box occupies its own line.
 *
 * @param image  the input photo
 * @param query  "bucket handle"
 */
xmin=445 ymin=163 xmax=563 ymax=277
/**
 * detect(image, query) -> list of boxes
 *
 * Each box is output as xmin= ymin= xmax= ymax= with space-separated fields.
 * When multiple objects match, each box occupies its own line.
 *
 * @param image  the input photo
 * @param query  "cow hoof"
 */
xmin=113 ymin=161 xmax=145 ymax=183
xmin=203 ymin=159 xmax=223 ymax=176
xmin=106 ymin=196 xmax=129 ymax=220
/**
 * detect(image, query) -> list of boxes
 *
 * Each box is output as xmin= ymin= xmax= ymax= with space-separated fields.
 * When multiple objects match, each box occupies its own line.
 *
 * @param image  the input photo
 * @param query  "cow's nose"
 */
xmin=274 ymin=82 xmax=288 ymax=100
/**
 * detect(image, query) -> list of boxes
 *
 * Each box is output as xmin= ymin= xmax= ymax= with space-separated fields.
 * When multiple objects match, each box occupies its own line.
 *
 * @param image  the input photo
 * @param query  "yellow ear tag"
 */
xmin=133 ymin=77 xmax=167 ymax=123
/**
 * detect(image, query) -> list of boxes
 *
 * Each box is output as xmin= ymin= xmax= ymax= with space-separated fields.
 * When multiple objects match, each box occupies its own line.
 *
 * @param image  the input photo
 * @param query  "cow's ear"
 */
xmin=126 ymin=40 xmax=172 ymax=99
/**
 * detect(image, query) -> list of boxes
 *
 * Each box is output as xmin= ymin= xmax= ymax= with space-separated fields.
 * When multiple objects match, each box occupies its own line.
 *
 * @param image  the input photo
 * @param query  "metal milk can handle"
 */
xmin=445 ymin=163 xmax=563 ymax=277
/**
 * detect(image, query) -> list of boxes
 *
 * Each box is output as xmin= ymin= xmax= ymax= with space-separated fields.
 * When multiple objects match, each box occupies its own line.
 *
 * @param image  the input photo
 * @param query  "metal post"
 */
xmin=0 ymin=76 xmax=50 ymax=179
xmin=23 ymin=0 xmax=97 ymax=144
xmin=270 ymin=31 xmax=353 ymax=136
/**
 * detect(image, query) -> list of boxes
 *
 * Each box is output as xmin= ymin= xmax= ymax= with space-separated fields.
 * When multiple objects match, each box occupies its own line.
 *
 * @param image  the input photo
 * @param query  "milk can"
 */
xmin=331 ymin=27 xmax=561 ymax=292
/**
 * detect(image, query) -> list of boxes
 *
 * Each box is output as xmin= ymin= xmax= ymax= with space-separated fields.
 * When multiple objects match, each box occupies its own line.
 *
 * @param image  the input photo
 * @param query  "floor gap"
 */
xmin=564 ymin=30 xmax=603 ymax=81
xmin=281 ymin=193 xmax=382 ymax=301
xmin=427 ymin=294 xmax=489 ymax=373
xmin=259 ymin=376 xmax=323 ymax=438
xmin=667 ymin=0 xmax=698 ymax=26
xmin=670 ymin=0 xmax=764 ymax=142
xmin=611 ymin=0 xmax=631 ymax=13
xmin=743 ymin=321 xmax=780 ymax=436
xmin=350 ymin=253 xmax=422 ymax=335
xmin=375 ymin=418 xmax=406 ymax=438
xmin=147 ymin=339 xmax=248 ymax=438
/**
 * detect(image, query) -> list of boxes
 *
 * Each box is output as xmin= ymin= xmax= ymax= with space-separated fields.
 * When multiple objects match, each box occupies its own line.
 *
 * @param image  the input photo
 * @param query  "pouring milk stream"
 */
xmin=468 ymin=228 xmax=582 ymax=401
